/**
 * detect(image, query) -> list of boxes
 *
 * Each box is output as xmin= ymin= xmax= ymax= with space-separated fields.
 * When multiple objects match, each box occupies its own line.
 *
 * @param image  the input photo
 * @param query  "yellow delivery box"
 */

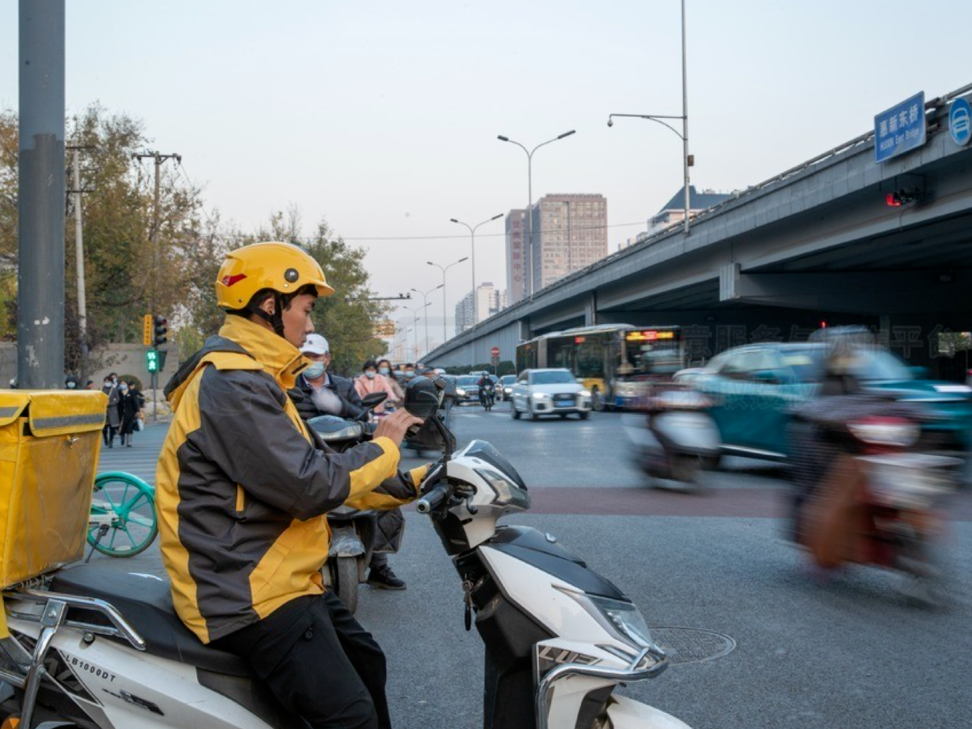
xmin=0 ymin=390 xmax=106 ymax=588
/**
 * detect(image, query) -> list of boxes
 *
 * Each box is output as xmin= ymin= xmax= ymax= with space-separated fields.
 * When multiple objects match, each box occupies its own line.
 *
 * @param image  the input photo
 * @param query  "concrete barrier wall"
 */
xmin=0 ymin=342 xmax=180 ymax=390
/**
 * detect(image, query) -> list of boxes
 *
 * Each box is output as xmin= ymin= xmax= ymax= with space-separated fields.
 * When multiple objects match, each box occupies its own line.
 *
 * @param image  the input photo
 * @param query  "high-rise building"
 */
xmin=455 ymin=282 xmax=507 ymax=334
xmin=505 ymin=209 xmax=527 ymax=305
xmin=528 ymin=194 xmax=607 ymax=294
xmin=645 ymin=185 xmax=732 ymax=234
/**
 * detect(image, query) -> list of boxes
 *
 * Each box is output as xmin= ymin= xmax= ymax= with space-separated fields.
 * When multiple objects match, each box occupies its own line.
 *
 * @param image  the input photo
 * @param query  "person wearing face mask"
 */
xmin=376 ymin=359 xmax=404 ymax=406
xmin=101 ymin=376 xmax=121 ymax=447
xmin=116 ymin=380 xmax=142 ymax=447
xmin=395 ymin=363 xmax=417 ymax=388
xmin=64 ymin=375 xmax=79 ymax=390
xmin=155 ymin=242 xmax=427 ymax=729
xmin=288 ymin=334 xmax=365 ymax=421
xmin=354 ymin=361 xmax=399 ymax=415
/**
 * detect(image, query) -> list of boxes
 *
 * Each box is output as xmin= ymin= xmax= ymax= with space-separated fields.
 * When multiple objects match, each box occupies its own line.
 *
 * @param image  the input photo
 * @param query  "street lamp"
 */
xmin=608 ymin=0 xmax=691 ymax=235
xmin=410 ymin=284 xmax=443 ymax=355
xmin=449 ymin=213 xmax=503 ymax=326
xmin=427 ymin=256 xmax=468 ymax=344
xmin=394 ymin=320 xmax=411 ymax=362
xmin=497 ymin=129 xmax=576 ymax=299
xmin=406 ymin=302 xmax=430 ymax=362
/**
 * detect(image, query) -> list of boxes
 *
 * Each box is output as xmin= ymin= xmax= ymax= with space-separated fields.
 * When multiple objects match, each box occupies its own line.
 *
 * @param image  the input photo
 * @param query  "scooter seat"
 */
xmin=50 ymin=564 xmax=252 ymax=677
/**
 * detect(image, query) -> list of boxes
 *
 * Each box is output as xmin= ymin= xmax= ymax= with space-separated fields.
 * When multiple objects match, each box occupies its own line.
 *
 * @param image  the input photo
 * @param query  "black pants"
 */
xmin=212 ymin=593 xmax=390 ymax=729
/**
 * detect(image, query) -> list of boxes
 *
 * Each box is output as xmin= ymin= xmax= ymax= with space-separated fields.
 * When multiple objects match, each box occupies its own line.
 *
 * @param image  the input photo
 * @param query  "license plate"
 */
xmin=555 ymin=401 xmax=573 ymax=408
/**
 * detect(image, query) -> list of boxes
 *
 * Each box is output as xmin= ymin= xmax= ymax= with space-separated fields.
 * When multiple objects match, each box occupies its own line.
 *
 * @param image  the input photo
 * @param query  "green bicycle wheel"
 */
xmin=87 ymin=471 xmax=158 ymax=558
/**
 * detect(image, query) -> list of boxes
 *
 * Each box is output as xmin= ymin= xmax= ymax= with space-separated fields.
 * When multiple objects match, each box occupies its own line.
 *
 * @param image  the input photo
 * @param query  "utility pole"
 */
xmin=132 ymin=150 xmax=180 ymax=416
xmin=18 ymin=0 xmax=65 ymax=390
xmin=132 ymin=151 xmax=181 ymax=315
xmin=68 ymin=145 xmax=95 ymax=381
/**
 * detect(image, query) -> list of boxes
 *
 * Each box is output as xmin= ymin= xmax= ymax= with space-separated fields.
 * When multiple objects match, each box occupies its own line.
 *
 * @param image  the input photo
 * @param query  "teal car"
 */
xmin=692 ymin=343 xmax=972 ymax=461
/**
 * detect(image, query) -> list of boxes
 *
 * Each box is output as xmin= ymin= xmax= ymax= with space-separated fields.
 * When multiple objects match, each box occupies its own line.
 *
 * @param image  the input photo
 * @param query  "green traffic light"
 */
xmin=146 ymin=349 xmax=159 ymax=373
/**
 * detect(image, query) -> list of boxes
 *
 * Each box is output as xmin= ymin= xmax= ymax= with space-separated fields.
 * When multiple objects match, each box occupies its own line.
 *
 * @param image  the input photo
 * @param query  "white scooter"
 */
xmin=0 ymin=378 xmax=692 ymax=729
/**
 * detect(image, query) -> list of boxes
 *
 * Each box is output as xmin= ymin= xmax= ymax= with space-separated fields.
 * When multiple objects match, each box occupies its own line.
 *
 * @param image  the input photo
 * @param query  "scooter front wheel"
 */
xmin=330 ymin=556 xmax=360 ymax=614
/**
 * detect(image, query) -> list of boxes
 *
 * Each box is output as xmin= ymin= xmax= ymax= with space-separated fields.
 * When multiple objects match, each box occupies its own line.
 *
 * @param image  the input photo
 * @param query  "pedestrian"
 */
xmin=101 ymin=376 xmax=121 ymax=447
xmin=84 ymin=379 xmax=95 ymax=390
xmin=354 ymin=360 xmax=399 ymax=415
xmin=116 ymin=380 xmax=141 ymax=447
xmin=376 ymin=359 xmax=404 ymax=406
xmin=64 ymin=375 xmax=79 ymax=390
xmin=128 ymin=379 xmax=146 ymax=411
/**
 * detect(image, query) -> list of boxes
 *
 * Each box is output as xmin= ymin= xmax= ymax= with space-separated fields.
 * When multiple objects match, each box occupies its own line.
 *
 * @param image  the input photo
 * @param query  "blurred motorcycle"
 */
xmin=790 ymin=395 xmax=961 ymax=604
xmin=634 ymin=386 xmax=720 ymax=493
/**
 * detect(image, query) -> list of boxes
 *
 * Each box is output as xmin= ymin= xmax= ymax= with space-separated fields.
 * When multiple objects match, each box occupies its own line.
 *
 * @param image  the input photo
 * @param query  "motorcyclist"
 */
xmin=289 ymin=333 xmax=366 ymax=420
xmin=477 ymin=371 xmax=494 ymax=407
xmin=155 ymin=241 xmax=426 ymax=729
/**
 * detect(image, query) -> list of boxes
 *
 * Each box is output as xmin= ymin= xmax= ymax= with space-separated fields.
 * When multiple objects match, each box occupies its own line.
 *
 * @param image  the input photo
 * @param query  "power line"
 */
xmin=340 ymin=220 xmax=649 ymax=242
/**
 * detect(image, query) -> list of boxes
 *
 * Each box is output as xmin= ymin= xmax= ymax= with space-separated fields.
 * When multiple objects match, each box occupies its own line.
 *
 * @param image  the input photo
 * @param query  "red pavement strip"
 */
xmin=406 ymin=487 xmax=972 ymax=520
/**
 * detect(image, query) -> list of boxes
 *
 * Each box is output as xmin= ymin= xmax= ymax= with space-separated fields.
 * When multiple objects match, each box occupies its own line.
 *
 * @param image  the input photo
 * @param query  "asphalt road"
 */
xmin=89 ymin=403 xmax=972 ymax=729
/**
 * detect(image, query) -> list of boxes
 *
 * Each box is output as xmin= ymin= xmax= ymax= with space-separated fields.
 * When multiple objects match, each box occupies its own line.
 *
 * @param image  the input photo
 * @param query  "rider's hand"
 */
xmin=373 ymin=408 xmax=424 ymax=448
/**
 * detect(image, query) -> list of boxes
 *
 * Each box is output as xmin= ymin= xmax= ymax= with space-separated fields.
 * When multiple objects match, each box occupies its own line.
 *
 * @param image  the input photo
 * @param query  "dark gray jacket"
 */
xmin=289 ymin=372 xmax=366 ymax=421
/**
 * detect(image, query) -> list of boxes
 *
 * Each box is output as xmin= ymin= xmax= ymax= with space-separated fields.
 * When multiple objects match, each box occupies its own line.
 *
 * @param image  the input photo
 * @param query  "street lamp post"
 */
xmin=410 ymin=284 xmax=443 ymax=355
xmin=449 ymin=214 xmax=503 ymax=327
xmin=608 ymin=0 xmax=691 ymax=235
xmin=497 ymin=129 xmax=576 ymax=300
xmin=406 ymin=302 xmax=430 ymax=362
xmin=427 ymin=256 xmax=468 ymax=345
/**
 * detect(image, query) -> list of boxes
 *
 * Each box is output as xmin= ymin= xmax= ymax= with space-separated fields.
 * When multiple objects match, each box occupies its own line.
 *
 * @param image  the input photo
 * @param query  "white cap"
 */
xmin=301 ymin=333 xmax=330 ymax=355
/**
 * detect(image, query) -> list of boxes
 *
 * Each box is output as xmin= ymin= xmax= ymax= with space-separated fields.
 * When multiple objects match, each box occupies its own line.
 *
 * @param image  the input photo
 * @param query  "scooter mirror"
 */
xmin=404 ymin=376 xmax=442 ymax=418
xmin=360 ymin=391 xmax=388 ymax=410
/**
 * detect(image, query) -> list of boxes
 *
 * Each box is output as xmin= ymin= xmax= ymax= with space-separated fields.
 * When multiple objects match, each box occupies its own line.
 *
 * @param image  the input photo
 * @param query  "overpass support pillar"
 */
xmin=584 ymin=292 xmax=598 ymax=326
xmin=518 ymin=318 xmax=531 ymax=342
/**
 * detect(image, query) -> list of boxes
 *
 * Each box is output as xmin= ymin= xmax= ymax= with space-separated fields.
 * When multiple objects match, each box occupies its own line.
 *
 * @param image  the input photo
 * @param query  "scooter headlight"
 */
xmin=475 ymin=467 xmax=529 ymax=508
xmin=556 ymin=587 xmax=656 ymax=651
xmin=587 ymin=594 xmax=655 ymax=650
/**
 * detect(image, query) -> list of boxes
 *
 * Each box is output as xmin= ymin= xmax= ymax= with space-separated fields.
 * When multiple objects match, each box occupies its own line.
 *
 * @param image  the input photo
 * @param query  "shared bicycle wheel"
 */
xmin=87 ymin=471 xmax=158 ymax=557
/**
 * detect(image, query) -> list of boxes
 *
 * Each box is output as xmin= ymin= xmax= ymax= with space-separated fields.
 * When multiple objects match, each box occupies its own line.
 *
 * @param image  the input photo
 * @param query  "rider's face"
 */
xmin=281 ymin=293 xmax=317 ymax=349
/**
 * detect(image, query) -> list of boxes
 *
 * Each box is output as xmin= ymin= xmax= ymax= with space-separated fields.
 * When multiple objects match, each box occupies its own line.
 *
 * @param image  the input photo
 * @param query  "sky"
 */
xmin=3 ymin=0 xmax=972 ymax=351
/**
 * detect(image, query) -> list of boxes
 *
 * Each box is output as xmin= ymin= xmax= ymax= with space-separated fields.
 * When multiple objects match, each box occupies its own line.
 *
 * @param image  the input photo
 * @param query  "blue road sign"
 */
xmin=874 ymin=92 xmax=926 ymax=163
xmin=949 ymin=97 xmax=971 ymax=147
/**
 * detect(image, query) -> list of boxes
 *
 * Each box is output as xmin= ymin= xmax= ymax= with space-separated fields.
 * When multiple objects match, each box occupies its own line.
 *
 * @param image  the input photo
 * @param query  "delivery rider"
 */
xmin=155 ymin=241 xmax=425 ymax=729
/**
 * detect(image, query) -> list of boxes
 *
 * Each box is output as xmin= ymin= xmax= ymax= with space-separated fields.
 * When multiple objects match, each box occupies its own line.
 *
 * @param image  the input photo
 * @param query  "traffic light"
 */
xmin=142 ymin=314 xmax=152 ymax=346
xmin=153 ymin=315 xmax=168 ymax=347
xmin=146 ymin=349 xmax=159 ymax=373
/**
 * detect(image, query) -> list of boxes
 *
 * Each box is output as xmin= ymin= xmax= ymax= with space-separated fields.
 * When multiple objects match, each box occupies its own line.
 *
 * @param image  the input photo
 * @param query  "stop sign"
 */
xmin=490 ymin=346 xmax=500 ymax=357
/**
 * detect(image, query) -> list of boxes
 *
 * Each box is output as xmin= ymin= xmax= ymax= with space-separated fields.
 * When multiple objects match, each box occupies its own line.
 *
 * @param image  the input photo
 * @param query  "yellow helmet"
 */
xmin=215 ymin=241 xmax=335 ymax=311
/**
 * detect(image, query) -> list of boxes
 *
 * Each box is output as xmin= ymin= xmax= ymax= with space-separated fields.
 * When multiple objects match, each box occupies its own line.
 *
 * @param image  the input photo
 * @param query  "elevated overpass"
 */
xmin=424 ymin=84 xmax=972 ymax=379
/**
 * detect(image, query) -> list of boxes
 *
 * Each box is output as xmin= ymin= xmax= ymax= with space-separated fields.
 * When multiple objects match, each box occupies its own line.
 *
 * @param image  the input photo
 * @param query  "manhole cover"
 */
xmin=649 ymin=627 xmax=736 ymax=665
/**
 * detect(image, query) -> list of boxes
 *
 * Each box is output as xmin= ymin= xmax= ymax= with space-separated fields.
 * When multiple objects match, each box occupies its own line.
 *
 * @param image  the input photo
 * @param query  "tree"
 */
xmin=303 ymin=220 xmax=388 ymax=377
xmin=0 ymin=105 xmax=207 ymax=374
xmin=0 ymin=107 xmax=387 ymax=378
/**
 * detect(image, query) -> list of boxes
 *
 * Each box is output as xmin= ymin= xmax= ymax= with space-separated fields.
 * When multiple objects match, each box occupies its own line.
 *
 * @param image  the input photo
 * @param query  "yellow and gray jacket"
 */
xmin=156 ymin=316 xmax=425 ymax=644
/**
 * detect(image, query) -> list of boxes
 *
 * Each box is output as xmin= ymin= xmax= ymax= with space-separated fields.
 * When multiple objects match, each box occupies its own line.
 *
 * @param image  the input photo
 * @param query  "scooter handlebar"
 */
xmin=416 ymin=483 xmax=451 ymax=514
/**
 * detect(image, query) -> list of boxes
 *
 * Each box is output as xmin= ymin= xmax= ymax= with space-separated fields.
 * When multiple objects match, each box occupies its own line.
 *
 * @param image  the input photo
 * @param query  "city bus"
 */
xmin=514 ymin=324 xmax=683 ymax=410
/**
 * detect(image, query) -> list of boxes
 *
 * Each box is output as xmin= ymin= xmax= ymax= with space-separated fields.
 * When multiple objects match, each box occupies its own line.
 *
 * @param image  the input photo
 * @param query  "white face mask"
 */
xmin=379 ymin=367 xmax=390 ymax=376
xmin=304 ymin=362 xmax=326 ymax=380
xmin=404 ymin=370 xmax=415 ymax=379
xmin=119 ymin=385 xmax=129 ymax=394
xmin=365 ymin=371 xmax=376 ymax=380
